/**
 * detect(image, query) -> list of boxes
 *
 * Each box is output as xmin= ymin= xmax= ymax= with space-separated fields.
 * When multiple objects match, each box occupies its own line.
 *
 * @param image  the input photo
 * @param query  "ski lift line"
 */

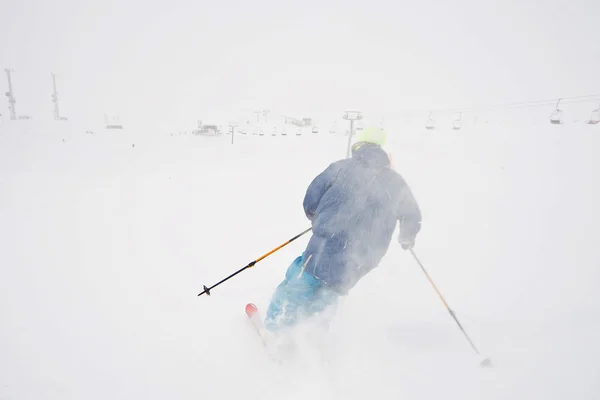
xmin=411 ymin=93 xmax=600 ymax=116
xmin=489 ymin=97 xmax=600 ymax=110
xmin=564 ymin=97 xmax=600 ymax=105
xmin=435 ymin=97 xmax=600 ymax=114
xmin=428 ymin=101 xmax=553 ymax=115
xmin=560 ymin=93 xmax=600 ymax=100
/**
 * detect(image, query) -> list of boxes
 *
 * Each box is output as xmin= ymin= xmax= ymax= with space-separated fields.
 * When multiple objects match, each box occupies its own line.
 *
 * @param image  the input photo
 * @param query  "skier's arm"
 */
xmin=303 ymin=163 xmax=338 ymax=221
xmin=396 ymin=183 xmax=422 ymax=246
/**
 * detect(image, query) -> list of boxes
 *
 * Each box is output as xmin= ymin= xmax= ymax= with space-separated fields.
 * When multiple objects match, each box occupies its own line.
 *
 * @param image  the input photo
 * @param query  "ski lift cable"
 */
xmin=430 ymin=99 xmax=554 ymax=114
xmin=407 ymin=93 xmax=600 ymax=116
xmin=442 ymin=95 xmax=600 ymax=114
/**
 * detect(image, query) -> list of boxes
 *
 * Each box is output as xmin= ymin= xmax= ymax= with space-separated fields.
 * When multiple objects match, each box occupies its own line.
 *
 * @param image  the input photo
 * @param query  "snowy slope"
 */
xmin=1 ymin=119 xmax=599 ymax=399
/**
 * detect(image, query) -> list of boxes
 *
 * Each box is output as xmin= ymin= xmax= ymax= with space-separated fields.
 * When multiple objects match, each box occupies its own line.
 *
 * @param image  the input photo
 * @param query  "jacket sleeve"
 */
xmin=303 ymin=162 xmax=339 ymax=221
xmin=396 ymin=180 xmax=422 ymax=241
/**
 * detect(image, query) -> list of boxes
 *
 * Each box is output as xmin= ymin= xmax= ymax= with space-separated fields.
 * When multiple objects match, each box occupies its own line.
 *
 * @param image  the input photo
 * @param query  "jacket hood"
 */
xmin=351 ymin=143 xmax=391 ymax=168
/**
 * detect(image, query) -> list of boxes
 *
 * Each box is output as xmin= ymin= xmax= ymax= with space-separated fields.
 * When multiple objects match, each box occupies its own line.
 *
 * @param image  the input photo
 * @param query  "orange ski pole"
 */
xmin=197 ymin=227 xmax=312 ymax=297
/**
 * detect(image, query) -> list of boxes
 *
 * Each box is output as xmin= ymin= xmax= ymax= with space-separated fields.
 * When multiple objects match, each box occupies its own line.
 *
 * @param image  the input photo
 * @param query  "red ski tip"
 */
xmin=245 ymin=303 xmax=258 ymax=317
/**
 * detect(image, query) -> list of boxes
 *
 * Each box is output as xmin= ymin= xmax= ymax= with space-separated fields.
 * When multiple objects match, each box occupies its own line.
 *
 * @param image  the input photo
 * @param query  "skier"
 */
xmin=264 ymin=126 xmax=422 ymax=334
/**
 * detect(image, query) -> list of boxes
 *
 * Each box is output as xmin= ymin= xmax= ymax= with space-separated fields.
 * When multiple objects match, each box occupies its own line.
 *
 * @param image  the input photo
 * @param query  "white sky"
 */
xmin=2 ymin=0 xmax=599 ymax=124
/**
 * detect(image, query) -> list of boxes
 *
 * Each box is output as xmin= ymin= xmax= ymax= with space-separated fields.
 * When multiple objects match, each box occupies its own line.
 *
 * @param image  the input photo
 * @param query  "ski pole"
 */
xmin=409 ymin=248 xmax=492 ymax=367
xmin=197 ymin=227 xmax=312 ymax=297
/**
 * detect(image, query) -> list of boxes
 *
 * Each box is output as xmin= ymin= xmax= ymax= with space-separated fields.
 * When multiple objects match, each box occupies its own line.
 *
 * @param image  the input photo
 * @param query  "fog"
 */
xmin=2 ymin=1 xmax=600 ymax=399
xmin=2 ymin=0 xmax=598 ymax=122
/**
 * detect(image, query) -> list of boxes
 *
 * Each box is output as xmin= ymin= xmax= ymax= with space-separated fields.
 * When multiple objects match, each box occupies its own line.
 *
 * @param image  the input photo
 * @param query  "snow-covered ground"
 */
xmin=1 ymin=119 xmax=599 ymax=399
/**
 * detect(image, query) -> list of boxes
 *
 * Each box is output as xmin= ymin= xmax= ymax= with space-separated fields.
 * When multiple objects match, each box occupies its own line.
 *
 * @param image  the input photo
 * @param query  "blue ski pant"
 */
xmin=264 ymin=253 xmax=339 ymax=332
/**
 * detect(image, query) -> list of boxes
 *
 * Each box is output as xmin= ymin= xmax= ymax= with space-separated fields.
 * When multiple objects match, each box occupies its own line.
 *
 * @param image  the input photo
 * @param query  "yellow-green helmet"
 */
xmin=355 ymin=126 xmax=386 ymax=146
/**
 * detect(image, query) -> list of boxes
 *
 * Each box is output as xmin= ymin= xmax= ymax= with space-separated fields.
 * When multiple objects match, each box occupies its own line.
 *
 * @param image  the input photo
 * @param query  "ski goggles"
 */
xmin=351 ymin=141 xmax=366 ymax=152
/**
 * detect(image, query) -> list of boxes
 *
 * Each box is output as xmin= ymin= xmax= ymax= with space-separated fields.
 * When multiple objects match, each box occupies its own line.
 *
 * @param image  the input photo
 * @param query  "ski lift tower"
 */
xmin=51 ymin=73 xmax=68 ymax=121
xmin=343 ymin=110 xmax=363 ymax=158
xmin=229 ymin=121 xmax=237 ymax=144
xmin=262 ymin=109 xmax=270 ymax=122
xmin=4 ymin=68 xmax=17 ymax=120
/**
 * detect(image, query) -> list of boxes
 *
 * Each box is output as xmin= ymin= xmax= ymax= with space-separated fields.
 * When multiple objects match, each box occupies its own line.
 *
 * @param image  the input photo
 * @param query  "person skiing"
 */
xmin=264 ymin=126 xmax=422 ymax=334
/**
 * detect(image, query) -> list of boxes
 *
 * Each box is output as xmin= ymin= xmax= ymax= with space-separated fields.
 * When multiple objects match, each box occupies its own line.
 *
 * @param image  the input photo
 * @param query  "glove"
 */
xmin=398 ymin=236 xmax=415 ymax=250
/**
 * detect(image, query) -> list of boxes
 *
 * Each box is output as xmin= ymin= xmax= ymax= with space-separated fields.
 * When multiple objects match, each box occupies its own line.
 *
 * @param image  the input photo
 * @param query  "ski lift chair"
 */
xmin=452 ymin=113 xmax=463 ymax=131
xmin=549 ymin=109 xmax=563 ymax=125
xmin=587 ymin=105 xmax=600 ymax=125
xmin=549 ymin=98 xmax=563 ymax=125
xmin=105 ymin=115 xmax=123 ymax=129
xmin=425 ymin=113 xmax=435 ymax=130
xmin=355 ymin=120 xmax=364 ymax=133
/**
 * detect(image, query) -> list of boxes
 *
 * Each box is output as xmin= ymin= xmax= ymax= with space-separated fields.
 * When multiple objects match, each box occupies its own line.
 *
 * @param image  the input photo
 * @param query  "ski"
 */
xmin=245 ymin=303 xmax=296 ymax=364
xmin=245 ymin=303 xmax=269 ymax=347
